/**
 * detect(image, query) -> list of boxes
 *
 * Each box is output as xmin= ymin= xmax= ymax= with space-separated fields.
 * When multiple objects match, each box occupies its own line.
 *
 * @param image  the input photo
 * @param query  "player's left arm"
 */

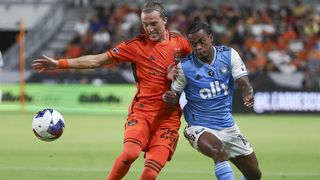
xmin=236 ymin=76 xmax=254 ymax=108
xmin=231 ymin=48 xmax=254 ymax=108
xmin=163 ymin=63 xmax=186 ymax=106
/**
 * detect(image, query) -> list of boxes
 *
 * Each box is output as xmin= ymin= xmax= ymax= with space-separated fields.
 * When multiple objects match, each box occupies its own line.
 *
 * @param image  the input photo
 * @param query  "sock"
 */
xmin=214 ymin=161 xmax=235 ymax=180
xmin=140 ymin=146 xmax=170 ymax=180
xmin=107 ymin=142 xmax=142 ymax=180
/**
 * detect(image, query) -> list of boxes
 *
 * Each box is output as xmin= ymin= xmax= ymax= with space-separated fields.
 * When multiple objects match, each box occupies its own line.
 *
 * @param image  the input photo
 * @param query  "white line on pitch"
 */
xmin=0 ymin=167 xmax=320 ymax=177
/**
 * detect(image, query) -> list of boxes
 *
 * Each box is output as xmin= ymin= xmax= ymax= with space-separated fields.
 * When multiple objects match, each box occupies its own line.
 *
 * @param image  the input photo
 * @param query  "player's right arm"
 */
xmin=32 ymin=52 xmax=113 ymax=73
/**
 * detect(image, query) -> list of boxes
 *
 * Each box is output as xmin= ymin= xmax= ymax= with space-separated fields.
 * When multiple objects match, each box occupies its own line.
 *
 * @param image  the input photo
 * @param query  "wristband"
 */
xmin=58 ymin=59 xmax=69 ymax=69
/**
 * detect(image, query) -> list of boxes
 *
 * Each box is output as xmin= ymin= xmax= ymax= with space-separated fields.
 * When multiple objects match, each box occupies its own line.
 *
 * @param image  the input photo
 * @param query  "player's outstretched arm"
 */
xmin=236 ymin=76 xmax=254 ymax=108
xmin=32 ymin=53 xmax=112 ymax=73
xmin=32 ymin=55 xmax=59 ymax=72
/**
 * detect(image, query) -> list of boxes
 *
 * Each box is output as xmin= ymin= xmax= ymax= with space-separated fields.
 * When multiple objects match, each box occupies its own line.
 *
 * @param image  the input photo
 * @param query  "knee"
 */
xmin=246 ymin=169 xmax=262 ymax=180
xmin=253 ymin=169 xmax=262 ymax=180
xmin=121 ymin=149 xmax=140 ymax=163
xmin=120 ymin=141 xmax=142 ymax=163
xmin=209 ymin=147 xmax=229 ymax=162
xmin=197 ymin=134 xmax=229 ymax=162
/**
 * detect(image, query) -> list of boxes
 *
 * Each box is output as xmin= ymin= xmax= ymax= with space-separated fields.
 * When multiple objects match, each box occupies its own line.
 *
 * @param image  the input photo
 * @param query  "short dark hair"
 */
xmin=187 ymin=18 xmax=212 ymax=36
xmin=142 ymin=2 xmax=166 ymax=19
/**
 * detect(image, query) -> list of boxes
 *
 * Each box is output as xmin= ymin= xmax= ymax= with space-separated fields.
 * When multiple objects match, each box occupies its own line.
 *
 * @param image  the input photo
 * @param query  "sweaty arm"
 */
xmin=231 ymin=48 xmax=254 ymax=108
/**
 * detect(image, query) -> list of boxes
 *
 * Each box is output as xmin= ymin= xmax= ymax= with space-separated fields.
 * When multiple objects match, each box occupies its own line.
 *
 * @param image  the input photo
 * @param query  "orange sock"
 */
xmin=140 ymin=146 xmax=170 ymax=180
xmin=107 ymin=141 xmax=142 ymax=180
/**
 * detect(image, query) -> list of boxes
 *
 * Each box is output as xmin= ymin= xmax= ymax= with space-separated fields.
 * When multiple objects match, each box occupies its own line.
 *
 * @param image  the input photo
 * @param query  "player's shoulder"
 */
xmin=180 ymin=53 xmax=194 ymax=64
xmin=169 ymin=31 xmax=183 ymax=38
xmin=215 ymin=45 xmax=231 ymax=52
xmin=169 ymin=31 xmax=188 ymax=41
xmin=124 ymin=33 xmax=149 ymax=45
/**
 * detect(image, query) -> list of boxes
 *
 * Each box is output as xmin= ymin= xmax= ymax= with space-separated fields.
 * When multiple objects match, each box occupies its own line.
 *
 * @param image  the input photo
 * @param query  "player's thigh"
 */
xmin=124 ymin=117 xmax=150 ymax=149
xmin=230 ymin=152 xmax=261 ymax=177
xmin=184 ymin=125 xmax=227 ymax=161
xmin=221 ymin=125 xmax=253 ymax=158
xmin=148 ymin=124 xmax=179 ymax=161
xmin=197 ymin=131 xmax=227 ymax=160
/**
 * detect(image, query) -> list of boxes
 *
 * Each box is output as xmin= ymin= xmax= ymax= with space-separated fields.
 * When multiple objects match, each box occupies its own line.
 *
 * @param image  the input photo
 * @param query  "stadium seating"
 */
xmin=1 ymin=0 xmax=319 ymax=90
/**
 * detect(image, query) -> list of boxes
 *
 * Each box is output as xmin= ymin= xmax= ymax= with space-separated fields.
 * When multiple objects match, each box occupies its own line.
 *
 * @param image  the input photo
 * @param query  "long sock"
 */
xmin=214 ymin=161 xmax=235 ymax=180
xmin=107 ymin=142 xmax=142 ymax=180
xmin=140 ymin=146 xmax=170 ymax=180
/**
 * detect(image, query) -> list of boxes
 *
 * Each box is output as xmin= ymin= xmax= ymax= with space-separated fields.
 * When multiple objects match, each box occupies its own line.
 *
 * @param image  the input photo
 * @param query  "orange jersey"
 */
xmin=107 ymin=31 xmax=191 ymax=126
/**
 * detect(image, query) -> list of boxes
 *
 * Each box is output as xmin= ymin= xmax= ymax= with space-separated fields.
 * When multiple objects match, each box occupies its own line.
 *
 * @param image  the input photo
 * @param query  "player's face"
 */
xmin=188 ymin=29 xmax=213 ymax=63
xmin=141 ymin=11 xmax=167 ymax=42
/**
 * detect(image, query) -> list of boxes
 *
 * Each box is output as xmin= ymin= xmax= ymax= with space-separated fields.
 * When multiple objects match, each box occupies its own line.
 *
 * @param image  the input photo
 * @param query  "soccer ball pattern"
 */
xmin=32 ymin=108 xmax=65 ymax=142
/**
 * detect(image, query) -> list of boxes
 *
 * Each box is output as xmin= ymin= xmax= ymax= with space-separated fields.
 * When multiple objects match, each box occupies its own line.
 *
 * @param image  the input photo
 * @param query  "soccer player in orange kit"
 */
xmin=32 ymin=2 xmax=191 ymax=180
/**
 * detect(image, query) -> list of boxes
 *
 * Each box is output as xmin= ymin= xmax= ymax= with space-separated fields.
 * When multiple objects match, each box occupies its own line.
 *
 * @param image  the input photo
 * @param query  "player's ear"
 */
xmin=163 ymin=16 xmax=167 ymax=25
xmin=209 ymin=34 xmax=213 ymax=43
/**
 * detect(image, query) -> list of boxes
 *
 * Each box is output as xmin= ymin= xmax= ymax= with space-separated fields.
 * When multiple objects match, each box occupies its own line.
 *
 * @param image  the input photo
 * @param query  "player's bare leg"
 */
xmin=230 ymin=152 xmax=262 ymax=180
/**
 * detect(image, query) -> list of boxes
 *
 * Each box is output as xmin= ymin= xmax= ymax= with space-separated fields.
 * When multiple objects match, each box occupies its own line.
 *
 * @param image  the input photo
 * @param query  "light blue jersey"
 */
xmin=173 ymin=46 xmax=248 ymax=130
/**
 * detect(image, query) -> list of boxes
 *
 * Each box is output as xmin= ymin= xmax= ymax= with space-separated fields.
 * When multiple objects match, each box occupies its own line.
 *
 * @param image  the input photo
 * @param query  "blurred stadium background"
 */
xmin=0 ymin=0 xmax=319 ymax=180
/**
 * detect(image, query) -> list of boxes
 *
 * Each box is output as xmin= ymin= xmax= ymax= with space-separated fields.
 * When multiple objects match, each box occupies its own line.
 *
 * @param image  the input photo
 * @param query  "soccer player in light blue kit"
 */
xmin=163 ymin=19 xmax=262 ymax=180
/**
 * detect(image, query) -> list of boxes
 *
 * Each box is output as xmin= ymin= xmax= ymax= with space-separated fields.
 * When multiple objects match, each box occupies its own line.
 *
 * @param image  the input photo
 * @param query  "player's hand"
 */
xmin=162 ymin=90 xmax=178 ymax=106
xmin=243 ymin=95 xmax=254 ymax=108
xmin=166 ymin=63 xmax=179 ymax=81
xmin=32 ymin=54 xmax=59 ymax=73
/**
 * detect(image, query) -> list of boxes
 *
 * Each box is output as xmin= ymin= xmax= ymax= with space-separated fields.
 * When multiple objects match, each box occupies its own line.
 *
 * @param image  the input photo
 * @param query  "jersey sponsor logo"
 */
xmin=199 ymin=81 xmax=228 ymax=99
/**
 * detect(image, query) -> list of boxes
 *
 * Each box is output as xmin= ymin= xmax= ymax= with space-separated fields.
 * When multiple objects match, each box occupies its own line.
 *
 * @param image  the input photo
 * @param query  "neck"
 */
xmin=159 ymin=30 xmax=167 ymax=42
xmin=199 ymin=53 xmax=213 ymax=64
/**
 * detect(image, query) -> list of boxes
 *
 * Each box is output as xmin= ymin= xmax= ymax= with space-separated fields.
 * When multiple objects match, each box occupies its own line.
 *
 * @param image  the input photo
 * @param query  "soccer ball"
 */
xmin=32 ymin=108 xmax=65 ymax=142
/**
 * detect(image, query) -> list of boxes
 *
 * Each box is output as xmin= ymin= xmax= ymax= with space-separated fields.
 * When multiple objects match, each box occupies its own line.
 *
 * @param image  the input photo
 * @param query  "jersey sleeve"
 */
xmin=171 ymin=63 xmax=187 ymax=93
xmin=231 ymin=48 xmax=248 ymax=80
xmin=180 ymin=38 xmax=192 ymax=58
xmin=107 ymin=41 xmax=138 ymax=63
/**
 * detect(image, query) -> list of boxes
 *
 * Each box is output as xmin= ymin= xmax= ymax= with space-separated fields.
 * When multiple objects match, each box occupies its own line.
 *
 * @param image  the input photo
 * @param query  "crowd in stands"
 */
xmin=59 ymin=0 xmax=320 ymax=90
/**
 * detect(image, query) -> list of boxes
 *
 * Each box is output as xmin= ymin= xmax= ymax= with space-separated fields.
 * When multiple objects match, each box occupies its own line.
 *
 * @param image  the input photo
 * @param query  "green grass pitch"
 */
xmin=1 ymin=112 xmax=319 ymax=180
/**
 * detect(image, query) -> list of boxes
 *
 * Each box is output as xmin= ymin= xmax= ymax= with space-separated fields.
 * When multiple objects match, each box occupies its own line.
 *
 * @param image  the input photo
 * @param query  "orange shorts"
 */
xmin=124 ymin=115 xmax=180 ymax=161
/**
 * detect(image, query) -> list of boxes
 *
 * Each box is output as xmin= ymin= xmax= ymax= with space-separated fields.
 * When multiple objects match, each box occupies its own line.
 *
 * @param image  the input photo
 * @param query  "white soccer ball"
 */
xmin=32 ymin=108 xmax=65 ymax=142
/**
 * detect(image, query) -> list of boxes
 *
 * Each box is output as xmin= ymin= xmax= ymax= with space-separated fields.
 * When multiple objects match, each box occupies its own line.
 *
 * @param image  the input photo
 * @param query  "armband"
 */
xmin=58 ymin=59 xmax=69 ymax=69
